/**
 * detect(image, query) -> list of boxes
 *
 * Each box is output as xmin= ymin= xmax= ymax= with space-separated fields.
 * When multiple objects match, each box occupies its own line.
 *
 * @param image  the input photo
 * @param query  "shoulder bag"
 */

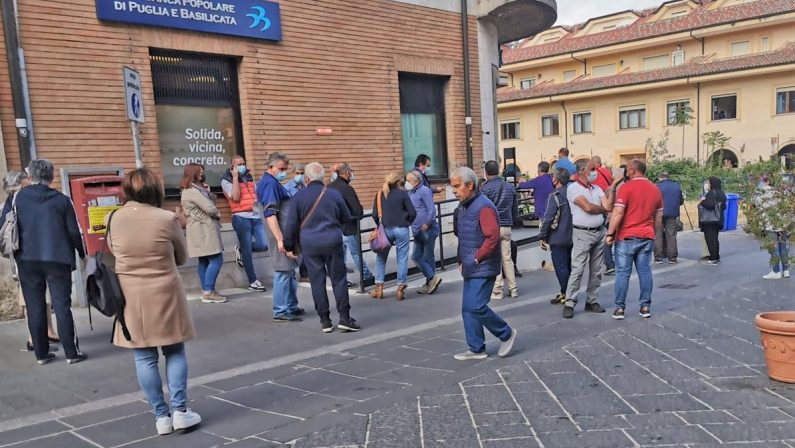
xmin=369 ymin=193 xmax=393 ymax=253
xmin=0 ymin=194 xmax=19 ymax=258
xmin=293 ymin=187 xmax=326 ymax=256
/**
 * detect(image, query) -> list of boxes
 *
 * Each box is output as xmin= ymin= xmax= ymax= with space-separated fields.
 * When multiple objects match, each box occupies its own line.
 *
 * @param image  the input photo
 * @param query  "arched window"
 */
xmin=779 ymin=145 xmax=795 ymax=170
xmin=709 ymin=149 xmax=738 ymax=168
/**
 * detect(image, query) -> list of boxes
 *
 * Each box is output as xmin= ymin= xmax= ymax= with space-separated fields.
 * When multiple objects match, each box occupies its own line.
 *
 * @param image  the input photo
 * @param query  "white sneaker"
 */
xmin=491 ymin=292 xmax=504 ymax=300
xmin=763 ymin=271 xmax=783 ymax=280
xmin=785 ymin=270 xmax=791 ymax=279
xmin=454 ymin=350 xmax=488 ymax=361
xmin=498 ymin=329 xmax=518 ymax=358
xmin=248 ymin=280 xmax=267 ymax=292
xmin=172 ymin=408 xmax=202 ymax=430
xmin=155 ymin=416 xmax=173 ymax=435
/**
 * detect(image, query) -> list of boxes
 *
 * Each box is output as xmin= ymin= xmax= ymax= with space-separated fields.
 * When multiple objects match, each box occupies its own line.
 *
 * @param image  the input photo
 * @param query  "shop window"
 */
xmin=730 ymin=41 xmax=750 ymax=56
xmin=500 ymin=121 xmax=520 ymax=140
xmin=619 ymin=106 xmax=646 ymax=129
xmin=573 ymin=111 xmax=592 ymax=134
xmin=667 ymin=100 xmax=691 ymax=125
xmin=542 ymin=115 xmax=559 ymax=137
xmin=150 ymin=49 xmax=244 ymax=195
xmin=520 ymin=78 xmax=536 ymax=89
xmin=711 ymin=94 xmax=737 ymax=120
xmin=776 ymin=88 xmax=795 ymax=115
xmin=399 ymin=74 xmax=449 ymax=177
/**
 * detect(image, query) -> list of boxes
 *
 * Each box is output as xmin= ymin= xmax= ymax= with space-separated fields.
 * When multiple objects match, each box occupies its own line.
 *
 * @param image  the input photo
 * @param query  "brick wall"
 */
xmin=0 ymin=0 xmax=483 ymax=218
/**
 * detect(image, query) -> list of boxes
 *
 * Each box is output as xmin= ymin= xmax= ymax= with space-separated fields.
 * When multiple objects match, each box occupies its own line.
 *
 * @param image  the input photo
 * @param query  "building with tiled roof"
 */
xmin=496 ymin=0 xmax=795 ymax=171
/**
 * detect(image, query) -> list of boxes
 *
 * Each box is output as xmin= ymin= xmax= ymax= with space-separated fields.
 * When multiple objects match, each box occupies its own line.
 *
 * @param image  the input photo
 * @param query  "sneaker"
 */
xmin=654 ymin=258 xmax=664 ymax=264
xmin=338 ymin=319 xmax=361 ymax=332
xmin=763 ymin=271 xmax=783 ymax=280
xmin=498 ymin=329 xmax=518 ymax=358
xmin=293 ymin=308 xmax=306 ymax=316
xmin=508 ymin=290 xmax=519 ymax=299
xmin=234 ymin=245 xmax=243 ymax=267
xmin=273 ymin=314 xmax=302 ymax=322
xmin=605 ymin=268 xmax=616 ymax=275
xmin=417 ymin=282 xmax=431 ymax=295
xmin=705 ymin=260 xmax=720 ymax=265
xmin=563 ymin=306 xmax=574 ymax=319
xmin=668 ymin=258 xmax=678 ymax=265
xmin=36 ymin=352 xmax=56 ymax=366
xmin=67 ymin=353 xmax=88 ymax=365
xmin=584 ymin=302 xmax=606 ymax=313
xmin=454 ymin=350 xmax=488 ymax=361
xmin=172 ymin=408 xmax=202 ymax=430
xmin=491 ymin=292 xmax=504 ymax=300
xmin=639 ymin=306 xmax=652 ymax=319
xmin=612 ymin=308 xmax=625 ymax=320
xmin=201 ymin=292 xmax=227 ymax=304
xmin=248 ymin=280 xmax=267 ymax=292
xmin=156 ymin=416 xmax=173 ymax=435
xmin=550 ymin=293 xmax=565 ymax=305
xmin=321 ymin=317 xmax=334 ymax=334
xmin=427 ymin=275 xmax=443 ymax=294
xmin=785 ymin=270 xmax=791 ymax=279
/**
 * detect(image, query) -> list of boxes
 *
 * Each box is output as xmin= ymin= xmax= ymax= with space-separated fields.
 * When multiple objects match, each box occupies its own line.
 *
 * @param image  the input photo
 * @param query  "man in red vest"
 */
xmin=222 ymin=155 xmax=268 ymax=292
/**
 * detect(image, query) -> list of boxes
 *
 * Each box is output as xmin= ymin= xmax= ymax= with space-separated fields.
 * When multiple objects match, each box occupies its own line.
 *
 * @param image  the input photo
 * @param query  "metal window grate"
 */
xmin=149 ymin=49 xmax=240 ymax=107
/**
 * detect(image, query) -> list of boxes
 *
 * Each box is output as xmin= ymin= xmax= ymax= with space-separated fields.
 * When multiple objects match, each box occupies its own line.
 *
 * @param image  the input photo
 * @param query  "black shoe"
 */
xmin=706 ymin=260 xmax=720 ymax=265
xmin=612 ymin=308 xmax=626 ymax=320
xmin=654 ymin=258 xmax=664 ymax=265
xmin=23 ymin=342 xmax=58 ymax=353
xmin=48 ymin=336 xmax=60 ymax=343
xmin=362 ymin=276 xmax=376 ymax=288
xmin=273 ymin=314 xmax=302 ymax=322
xmin=639 ymin=306 xmax=652 ymax=319
xmin=67 ymin=353 xmax=88 ymax=365
xmin=584 ymin=302 xmax=606 ymax=313
xmin=37 ymin=353 xmax=56 ymax=365
xmin=293 ymin=308 xmax=306 ymax=316
xmin=563 ymin=306 xmax=574 ymax=319
xmin=550 ymin=293 xmax=565 ymax=305
xmin=346 ymin=281 xmax=356 ymax=289
xmin=514 ymin=269 xmax=523 ymax=278
xmin=338 ymin=319 xmax=361 ymax=332
xmin=320 ymin=317 xmax=334 ymax=333
xmin=668 ymin=258 xmax=678 ymax=264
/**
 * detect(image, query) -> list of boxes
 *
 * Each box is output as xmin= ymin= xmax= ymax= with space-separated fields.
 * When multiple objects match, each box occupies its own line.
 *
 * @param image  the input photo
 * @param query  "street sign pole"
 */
xmin=130 ymin=121 xmax=143 ymax=168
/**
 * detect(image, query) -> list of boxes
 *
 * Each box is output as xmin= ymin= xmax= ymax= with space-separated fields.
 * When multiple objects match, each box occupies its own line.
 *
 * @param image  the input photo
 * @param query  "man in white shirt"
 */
xmin=563 ymin=159 xmax=618 ymax=319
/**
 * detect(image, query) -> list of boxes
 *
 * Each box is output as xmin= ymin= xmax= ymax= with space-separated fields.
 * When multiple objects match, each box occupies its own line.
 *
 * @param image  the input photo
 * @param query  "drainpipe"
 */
xmin=571 ymin=54 xmax=587 ymax=75
xmin=461 ymin=0 xmax=473 ymax=168
xmin=560 ymin=100 xmax=569 ymax=150
xmin=696 ymin=81 xmax=701 ymax=164
xmin=2 ymin=0 xmax=36 ymax=166
xmin=690 ymin=31 xmax=705 ymax=55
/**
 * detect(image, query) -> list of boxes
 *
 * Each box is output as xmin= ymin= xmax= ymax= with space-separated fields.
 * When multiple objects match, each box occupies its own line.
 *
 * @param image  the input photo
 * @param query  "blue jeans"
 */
xmin=273 ymin=270 xmax=299 ymax=317
xmin=375 ymin=227 xmax=411 ymax=285
xmin=197 ymin=253 xmax=223 ymax=292
xmin=550 ymin=245 xmax=572 ymax=295
xmin=604 ymin=241 xmax=615 ymax=270
xmin=767 ymin=231 xmax=791 ymax=273
xmin=133 ymin=343 xmax=188 ymax=418
xmin=614 ymin=238 xmax=654 ymax=309
xmin=462 ymin=277 xmax=512 ymax=353
xmin=231 ymin=215 xmax=268 ymax=283
xmin=412 ymin=227 xmax=438 ymax=282
xmin=343 ymin=234 xmax=373 ymax=279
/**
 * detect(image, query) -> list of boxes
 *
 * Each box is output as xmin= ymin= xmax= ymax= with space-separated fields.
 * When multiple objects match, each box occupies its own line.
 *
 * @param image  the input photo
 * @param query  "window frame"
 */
xmin=541 ymin=114 xmax=560 ymax=137
xmin=672 ymin=50 xmax=685 ymax=66
xmin=642 ymin=54 xmax=670 ymax=71
xmin=618 ymin=105 xmax=647 ymax=130
xmin=398 ymin=73 xmax=450 ymax=178
xmin=573 ymin=111 xmax=593 ymax=134
xmin=666 ymin=99 xmax=691 ymax=126
xmin=562 ymin=70 xmax=577 ymax=82
xmin=730 ymin=40 xmax=751 ymax=56
xmin=711 ymin=94 xmax=738 ymax=121
xmin=519 ymin=78 xmax=536 ymax=90
xmin=500 ymin=120 xmax=521 ymax=140
xmin=776 ymin=87 xmax=795 ymax=115
xmin=591 ymin=63 xmax=616 ymax=78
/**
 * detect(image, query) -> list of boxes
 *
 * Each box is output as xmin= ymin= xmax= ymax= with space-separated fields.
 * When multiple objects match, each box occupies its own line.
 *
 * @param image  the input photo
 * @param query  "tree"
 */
xmin=703 ymin=131 xmax=732 ymax=167
xmin=672 ymin=104 xmax=694 ymax=158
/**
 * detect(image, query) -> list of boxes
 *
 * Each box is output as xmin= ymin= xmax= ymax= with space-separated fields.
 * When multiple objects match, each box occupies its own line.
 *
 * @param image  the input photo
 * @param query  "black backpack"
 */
xmin=86 ymin=210 xmax=131 ymax=341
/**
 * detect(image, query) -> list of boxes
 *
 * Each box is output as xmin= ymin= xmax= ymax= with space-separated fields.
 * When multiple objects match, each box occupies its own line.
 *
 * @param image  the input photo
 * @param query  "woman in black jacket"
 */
xmin=699 ymin=176 xmax=727 ymax=264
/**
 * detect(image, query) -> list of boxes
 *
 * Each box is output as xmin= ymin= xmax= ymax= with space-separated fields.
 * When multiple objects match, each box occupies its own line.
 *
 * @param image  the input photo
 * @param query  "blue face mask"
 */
xmin=331 ymin=172 xmax=339 ymax=181
xmin=294 ymin=175 xmax=305 ymax=184
xmin=275 ymin=171 xmax=287 ymax=182
xmin=237 ymin=165 xmax=247 ymax=175
xmin=588 ymin=171 xmax=598 ymax=182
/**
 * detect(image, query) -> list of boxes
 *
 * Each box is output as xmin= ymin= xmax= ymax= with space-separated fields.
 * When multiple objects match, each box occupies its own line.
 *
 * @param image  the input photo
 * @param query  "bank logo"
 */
xmin=247 ymin=6 xmax=272 ymax=32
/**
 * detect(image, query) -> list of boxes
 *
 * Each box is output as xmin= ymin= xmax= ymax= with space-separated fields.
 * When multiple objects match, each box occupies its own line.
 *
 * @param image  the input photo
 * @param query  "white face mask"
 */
xmin=405 ymin=181 xmax=414 ymax=191
xmin=704 ymin=182 xmax=711 ymax=192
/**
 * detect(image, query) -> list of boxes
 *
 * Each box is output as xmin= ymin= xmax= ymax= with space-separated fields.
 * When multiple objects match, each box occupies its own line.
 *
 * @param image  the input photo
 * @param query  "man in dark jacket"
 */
xmin=518 ymin=161 xmax=554 ymax=219
xmin=539 ymin=168 xmax=574 ymax=306
xmin=15 ymin=159 xmax=87 ymax=365
xmin=451 ymin=166 xmax=517 ymax=361
xmin=411 ymin=154 xmax=445 ymax=193
xmin=328 ymin=162 xmax=374 ymax=288
xmin=283 ymin=162 xmax=360 ymax=334
xmin=654 ymin=173 xmax=684 ymax=264
xmin=480 ymin=160 xmax=519 ymax=300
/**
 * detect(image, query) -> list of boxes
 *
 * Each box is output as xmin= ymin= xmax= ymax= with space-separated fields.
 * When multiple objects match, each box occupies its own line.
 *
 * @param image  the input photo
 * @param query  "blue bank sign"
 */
xmin=96 ymin=0 xmax=282 ymax=41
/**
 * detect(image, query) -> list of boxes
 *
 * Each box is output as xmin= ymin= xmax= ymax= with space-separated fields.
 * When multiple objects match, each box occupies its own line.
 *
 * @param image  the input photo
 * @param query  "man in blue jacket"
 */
xmin=14 ymin=159 xmax=87 ymax=365
xmin=480 ymin=161 xmax=519 ymax=300
xmin=283 ymin=162 xmax=360 ymax=334
xmin=553 ymin=147 xmax=577 ymax=179
xmin=654 ymin=173 xmax=684 ymax=264
xmin=539 ymin=168 xmax=574 ymax=305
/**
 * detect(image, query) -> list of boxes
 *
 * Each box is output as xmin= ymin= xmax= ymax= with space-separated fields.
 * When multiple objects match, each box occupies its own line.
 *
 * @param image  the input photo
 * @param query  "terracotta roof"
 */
xmin=503 ymin=0 xmax=795 ymax=64
xmin=498 ymin=42 xmax=795 ymax=103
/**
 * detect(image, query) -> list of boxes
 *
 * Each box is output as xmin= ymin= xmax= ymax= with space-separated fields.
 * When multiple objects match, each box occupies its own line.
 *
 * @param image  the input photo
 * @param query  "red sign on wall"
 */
xmin=316 ymin=127 xmax=333 ymax=136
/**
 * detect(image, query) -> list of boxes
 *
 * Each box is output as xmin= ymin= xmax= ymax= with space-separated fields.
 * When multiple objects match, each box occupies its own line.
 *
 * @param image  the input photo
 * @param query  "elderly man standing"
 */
xmin=563 ymin=159 xmax=617 ymax=319
xmin=480 ymin=160 xmax=519 ymax=300
xmin=451 ymin=167 xmax=517 ymax=361
xmin=14 ymin=159 xmax=88 ymax=365
xmin=256 ymin=152 xmax=304 ymax=322
xmin=283 ymin=163 xmax=360 ymax=334
xmin=654 ymin=172 xmax=684 ymax=264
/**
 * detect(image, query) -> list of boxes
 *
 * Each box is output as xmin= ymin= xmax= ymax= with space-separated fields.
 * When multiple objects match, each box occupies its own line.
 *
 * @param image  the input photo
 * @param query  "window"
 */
xmin=670 ymin=10 xmax=688 ymax=18
xmin=731 ymin=41 xmax=750 ymax=56
xmin=563 ymin=70 xmax=576 ymax=82
xmin=619 ymin=105 xmax=646 ymax=129
xmin=573 ymin=112 xmax=592 ymax=134
xmin=761 ymin=37 xmax=769 ymax=52
xmin=667 ymin=100 xmax=691 ymax=125
xmin=777 ymin=88 xmax=795 ymax=114
xmin=542 ymin=115 xmax=560 ymax=137
xmin=520 ymin=78 xmax=536 ymax=89
xmin=672 ymin=50 xmax=685 ymax=66
xmin=399 ymin=74 xmax=448 ymax=177
xmin=500 ymin=121 xmax=520 ymax=140
xmin=711 ymin=94 xmax=737 ymax=120
xmin=643 ymin=54 xmax=670 ymax=70
xmin=592 ymin=63 xmax=616 ymax=78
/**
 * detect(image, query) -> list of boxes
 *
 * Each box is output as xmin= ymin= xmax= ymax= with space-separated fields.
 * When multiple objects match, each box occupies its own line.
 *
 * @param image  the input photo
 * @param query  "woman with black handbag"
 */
xmin=699 ymin=177 xmax=727 ymax=265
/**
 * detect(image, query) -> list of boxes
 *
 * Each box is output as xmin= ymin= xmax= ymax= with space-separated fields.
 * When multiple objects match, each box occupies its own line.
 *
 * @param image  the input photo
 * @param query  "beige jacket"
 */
xmin=181 ymin=187 xmax=223 ymax=258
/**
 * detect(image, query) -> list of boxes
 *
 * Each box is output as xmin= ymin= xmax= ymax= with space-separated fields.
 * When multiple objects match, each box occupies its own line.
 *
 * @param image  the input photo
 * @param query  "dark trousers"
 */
xmin=654 ymin=217 xmax=679 ymax=260
xmin=17 ymin=261 xmax=79 ymax=360
xmin=703 ymin=224 xmax=721 ymax=261
xmin=550 ymin=245 xmax=573 ymax=294
xmin=303 ymin=247 xmax=351 ymax=322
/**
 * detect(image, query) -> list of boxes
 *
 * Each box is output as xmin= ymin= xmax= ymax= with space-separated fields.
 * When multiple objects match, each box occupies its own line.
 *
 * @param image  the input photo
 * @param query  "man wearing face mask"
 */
xmin=256 ymin=152 xmax=304 ymax=322
xmin=284 ymin=163 xmax=306 ymax=198
xmin=221 ymin=156 xmax=268 ymax=292
xmin=412 ymin=154 xmax=445 ymax=194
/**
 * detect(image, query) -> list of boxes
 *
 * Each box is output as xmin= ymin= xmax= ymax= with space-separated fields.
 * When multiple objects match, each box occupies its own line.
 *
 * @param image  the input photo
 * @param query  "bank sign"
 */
xmin=96 ymin=0 xmax=282 ymax=41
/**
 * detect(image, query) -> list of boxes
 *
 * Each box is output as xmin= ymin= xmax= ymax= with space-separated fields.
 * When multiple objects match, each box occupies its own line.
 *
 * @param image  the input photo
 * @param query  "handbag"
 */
xmin=293 ymin=187 xmax=327 ymax=256
xmin=369 ymin=193 xmax=393 ymax=253
xmin=698 ymin=201 xmax=723 ymax=224
xmin=0 ymin=193 xmax=19 ymax=258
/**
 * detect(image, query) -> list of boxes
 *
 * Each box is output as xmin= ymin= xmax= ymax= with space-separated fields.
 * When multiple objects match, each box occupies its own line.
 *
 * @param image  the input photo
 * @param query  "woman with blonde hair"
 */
xmin=370 ymin=172 xmax=416 ymax=300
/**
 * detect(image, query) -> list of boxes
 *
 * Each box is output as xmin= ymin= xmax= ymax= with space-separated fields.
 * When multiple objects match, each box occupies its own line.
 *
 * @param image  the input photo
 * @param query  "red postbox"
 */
xmin=70 ymin=176 xmax=125 ymax=255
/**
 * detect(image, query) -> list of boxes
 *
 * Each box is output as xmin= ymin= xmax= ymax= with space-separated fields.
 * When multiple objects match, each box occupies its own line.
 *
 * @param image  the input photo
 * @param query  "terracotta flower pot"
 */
xmin=755 ymin=312 xmax=795 ymax=383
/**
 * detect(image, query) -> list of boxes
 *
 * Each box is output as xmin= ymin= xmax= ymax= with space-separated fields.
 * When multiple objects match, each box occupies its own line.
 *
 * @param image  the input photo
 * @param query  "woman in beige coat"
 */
xmin=108 ymin=168 xmax=201 ymax=436
xmin=180 ymin=164 xmax=226 ymax=303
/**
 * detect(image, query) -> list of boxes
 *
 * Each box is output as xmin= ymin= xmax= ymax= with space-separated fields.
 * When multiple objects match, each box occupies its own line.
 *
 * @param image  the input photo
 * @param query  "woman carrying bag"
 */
xmin=699 ymin=176 xmax=727 ymax=265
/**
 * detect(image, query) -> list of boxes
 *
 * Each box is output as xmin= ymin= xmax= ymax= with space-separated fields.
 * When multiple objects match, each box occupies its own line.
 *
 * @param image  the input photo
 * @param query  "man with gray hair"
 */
xmin=14 ymin=159 xmax=87 ymax=365
xmin=283 ymin=162 xmax=360 ymax=333
xmin=450 ymin=166 xmax=517 ymax=360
